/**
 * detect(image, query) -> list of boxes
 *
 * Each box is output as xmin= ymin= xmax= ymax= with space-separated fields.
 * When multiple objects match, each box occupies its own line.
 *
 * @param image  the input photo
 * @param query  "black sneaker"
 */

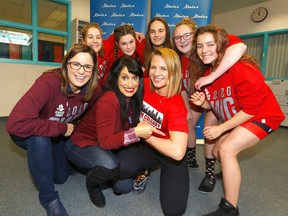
xmin=202 ymin=197 xmax=239 ymax=216
xmin=133 ymin=169 xmax=149 ymax=194
xmin=198 ymin=176 xmax=216 ymax=194
xmin=44 ymin=198 xmax=68 ymax=216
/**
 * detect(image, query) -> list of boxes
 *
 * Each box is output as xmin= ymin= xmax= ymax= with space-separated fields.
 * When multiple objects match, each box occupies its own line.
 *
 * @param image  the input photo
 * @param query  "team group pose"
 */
xmin=7 ymin=15 xmax=284 ymax=216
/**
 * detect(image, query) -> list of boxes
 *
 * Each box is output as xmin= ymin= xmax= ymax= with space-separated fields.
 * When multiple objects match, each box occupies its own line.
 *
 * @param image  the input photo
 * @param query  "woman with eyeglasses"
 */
xmin=6 ymin=43 xmax=102 ymax=216
xmin=173 ymin=17 xmax=247 ymax=194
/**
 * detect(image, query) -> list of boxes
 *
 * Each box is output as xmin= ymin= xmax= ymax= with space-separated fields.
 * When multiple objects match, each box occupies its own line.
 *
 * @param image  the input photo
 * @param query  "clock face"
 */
xmin=251 ymin=7 xmax=268 ymax=22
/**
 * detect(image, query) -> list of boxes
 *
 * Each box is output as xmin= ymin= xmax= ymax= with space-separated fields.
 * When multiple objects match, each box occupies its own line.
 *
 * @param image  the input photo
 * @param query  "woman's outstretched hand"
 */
xmin=134 ymin=121 xmax=165 ymax=139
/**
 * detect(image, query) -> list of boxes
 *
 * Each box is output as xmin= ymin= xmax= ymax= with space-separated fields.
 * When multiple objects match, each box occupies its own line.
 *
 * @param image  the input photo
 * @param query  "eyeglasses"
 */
xmin=173 ymin=32 xmax=193 ymax=43
xmin=68 ymin=61 xmax=94 ymax=73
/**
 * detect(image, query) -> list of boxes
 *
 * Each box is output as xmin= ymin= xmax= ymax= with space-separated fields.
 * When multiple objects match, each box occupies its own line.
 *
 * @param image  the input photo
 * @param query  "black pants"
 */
xmin=117 ymin=142 xmax=189 ymax=216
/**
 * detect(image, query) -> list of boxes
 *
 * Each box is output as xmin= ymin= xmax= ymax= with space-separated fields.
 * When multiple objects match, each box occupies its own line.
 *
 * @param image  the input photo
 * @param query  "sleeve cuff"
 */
xmin=124 ymin=128 xmax=140 ymax=145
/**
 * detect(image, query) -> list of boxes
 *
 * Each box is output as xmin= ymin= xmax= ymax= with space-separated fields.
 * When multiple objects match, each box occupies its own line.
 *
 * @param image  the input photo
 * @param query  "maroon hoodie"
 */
xmin=6 ymin=68 xmax=101 ymax=138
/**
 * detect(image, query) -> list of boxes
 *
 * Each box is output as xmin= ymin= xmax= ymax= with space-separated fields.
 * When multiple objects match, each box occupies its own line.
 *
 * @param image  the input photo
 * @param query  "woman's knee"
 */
xmin=28 ymin=136 xmax=52 ymax=152
xmin=101 ymin=156 xmax=119 ymax=170
xmin=12 ymin=135 xmax=52 ymax=151
xmin=216 ymin=143 xmax=237 ymax=161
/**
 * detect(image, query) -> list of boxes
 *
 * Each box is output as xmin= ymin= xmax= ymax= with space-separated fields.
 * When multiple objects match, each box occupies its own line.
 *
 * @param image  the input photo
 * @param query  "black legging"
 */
xmin=117 ymin=142 xmax=189 ymax=216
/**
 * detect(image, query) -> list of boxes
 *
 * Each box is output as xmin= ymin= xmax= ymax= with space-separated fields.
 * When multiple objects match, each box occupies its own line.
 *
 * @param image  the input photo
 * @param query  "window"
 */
xmin=0 ymin=27 xmax=32 ymax=60
xmin=239 ymin=29 xmax=288 ymax=80
xmin=266 ymin=32 xmax=288 ymax=78
xmin=38 ymin=33 xmax=66 ymax=63
xmin=0 ymin=0 xmax=71 ymax=64
xmin=240 ymin=36 xmax=263 ymax=65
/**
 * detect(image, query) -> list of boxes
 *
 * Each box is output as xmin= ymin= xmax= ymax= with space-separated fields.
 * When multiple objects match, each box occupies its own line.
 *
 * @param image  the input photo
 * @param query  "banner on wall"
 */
xmin=90 ymin=0 xmax=148 ymax=39
xmin=151 ymin=0 xmax=212 ymax=35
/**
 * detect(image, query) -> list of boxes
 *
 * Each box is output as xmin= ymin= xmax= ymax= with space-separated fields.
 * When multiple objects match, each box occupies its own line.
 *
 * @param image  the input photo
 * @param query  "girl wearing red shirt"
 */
xmin=103 ymin=25 xmax=146 ymax=82
xmin=173 ymin=17 xmax=247 ymax=194
xmin=133 ymin=16 xmax=174 ymax=194
xmin=190 ymin=25 xmax=285 ymax=216
xmin=143 ymin=17 xmax=174 ymax=68
xmin=81 ymin=22 xmax=112 ymax=85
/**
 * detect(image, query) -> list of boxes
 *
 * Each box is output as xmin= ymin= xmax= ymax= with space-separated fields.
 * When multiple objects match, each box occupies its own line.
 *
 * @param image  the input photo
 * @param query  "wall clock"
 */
xmin=251 ymin=7 xmax=268 ymax=22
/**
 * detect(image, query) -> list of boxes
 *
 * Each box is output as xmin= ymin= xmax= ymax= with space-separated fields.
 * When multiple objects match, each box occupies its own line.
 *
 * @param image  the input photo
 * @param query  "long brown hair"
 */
xmin=144 ymin=17 xmax=173 ymax=68
xmin=189 ymin=25 xmax=260 ymax=90
xmin=59 ymin=43 xmax=98 ymax=101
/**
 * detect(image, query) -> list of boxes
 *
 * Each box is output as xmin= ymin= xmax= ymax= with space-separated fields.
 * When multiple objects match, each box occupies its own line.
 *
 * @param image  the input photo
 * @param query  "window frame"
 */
xmin=239 ymin=28 xmax=288 ymax=81
xmin=0 ymin=0 xmax=71 ymax=66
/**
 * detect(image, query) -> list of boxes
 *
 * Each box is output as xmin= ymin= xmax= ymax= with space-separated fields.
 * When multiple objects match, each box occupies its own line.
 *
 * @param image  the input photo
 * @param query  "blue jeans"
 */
xmin=11 ymin=135 xmax=70 ymax=207
xmin=65 ymin=140 xmax=133 ymax=194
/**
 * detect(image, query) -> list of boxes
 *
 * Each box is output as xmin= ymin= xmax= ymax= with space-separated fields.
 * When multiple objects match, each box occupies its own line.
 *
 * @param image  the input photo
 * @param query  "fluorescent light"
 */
xmin=0 ymin=30 xmax=32 ymax=46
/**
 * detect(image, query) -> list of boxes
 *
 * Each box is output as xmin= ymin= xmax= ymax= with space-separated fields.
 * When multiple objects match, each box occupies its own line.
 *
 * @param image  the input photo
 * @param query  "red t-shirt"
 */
xmin=203 ymin=61 xmax=285 ymax=129
xmin=140 ymin=78 xmax=188 ymax=139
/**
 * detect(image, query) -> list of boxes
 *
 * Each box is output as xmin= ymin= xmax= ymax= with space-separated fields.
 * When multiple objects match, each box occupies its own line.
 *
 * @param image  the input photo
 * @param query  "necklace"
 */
xmin=154 ymin=92 xmax=167 ymax=104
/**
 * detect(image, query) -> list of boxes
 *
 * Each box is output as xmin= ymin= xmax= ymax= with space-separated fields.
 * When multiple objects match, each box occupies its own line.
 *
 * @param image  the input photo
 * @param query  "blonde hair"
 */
xmin=174 ymin=17 xmax=197 ymax=34
xmin=147 ymin=48 xmax=182 ymax=98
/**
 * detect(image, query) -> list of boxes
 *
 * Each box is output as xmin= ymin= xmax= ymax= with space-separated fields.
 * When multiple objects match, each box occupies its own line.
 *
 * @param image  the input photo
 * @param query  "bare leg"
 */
xmin=187 ymin=105 xmax=203 ymax=148
xmin=212 ymin=126 xmax=260 ymax=207
xmin=186 ymin=106 xmax=203 ymax=168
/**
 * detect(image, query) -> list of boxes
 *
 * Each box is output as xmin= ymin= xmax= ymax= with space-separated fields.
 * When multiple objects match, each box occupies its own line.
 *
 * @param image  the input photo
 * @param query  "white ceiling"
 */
xmin=212 ymin=0 xmax=271 ymax=14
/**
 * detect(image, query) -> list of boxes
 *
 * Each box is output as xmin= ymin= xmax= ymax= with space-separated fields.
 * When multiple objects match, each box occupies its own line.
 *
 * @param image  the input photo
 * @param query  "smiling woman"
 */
xmin=6 ymin=43 xmax=101 ymax=216
xmin=116 ymin=48 xmax=190 ymax=216
xmin=64 ymin=55 xmax=165 ymax=209
xmin=117 ymin=66 xmax=140 ymax=97
xmin=190 ymin=25 xmax=285 ymax=216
